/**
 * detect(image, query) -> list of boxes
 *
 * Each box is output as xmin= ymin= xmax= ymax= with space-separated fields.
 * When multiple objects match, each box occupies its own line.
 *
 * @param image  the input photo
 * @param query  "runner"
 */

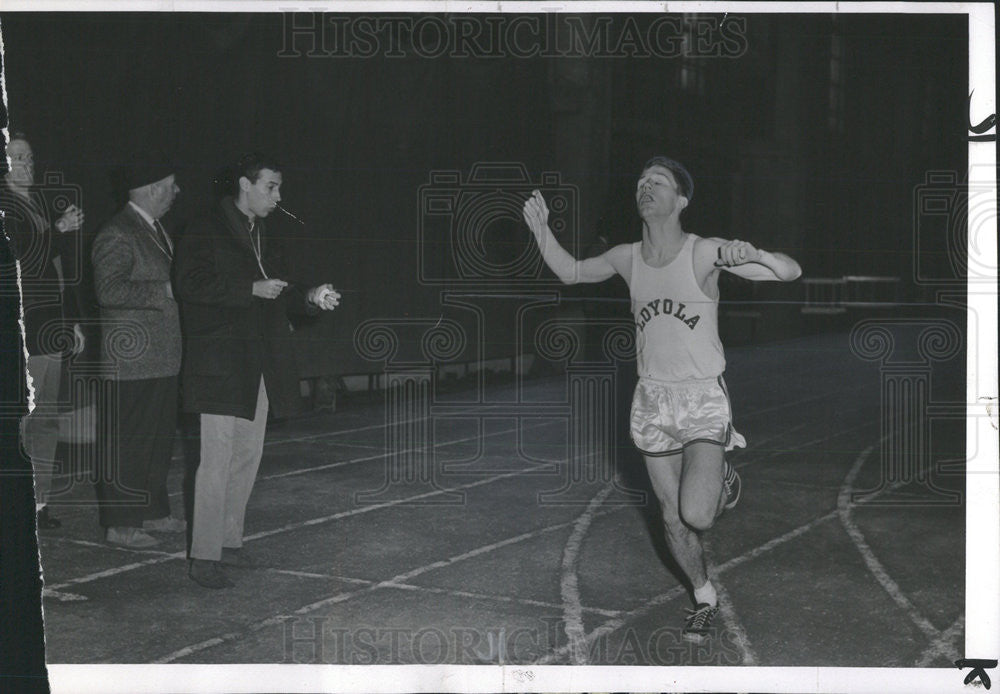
xmin=522 ymin=156 xmax=802 ymax=641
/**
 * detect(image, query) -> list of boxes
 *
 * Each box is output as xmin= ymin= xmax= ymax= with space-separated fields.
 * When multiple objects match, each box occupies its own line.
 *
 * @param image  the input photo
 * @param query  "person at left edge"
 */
xmin=1 ymin=132 xmax=86 ymax=531
xmin=91 ymin=154 xmax=185 ymax=549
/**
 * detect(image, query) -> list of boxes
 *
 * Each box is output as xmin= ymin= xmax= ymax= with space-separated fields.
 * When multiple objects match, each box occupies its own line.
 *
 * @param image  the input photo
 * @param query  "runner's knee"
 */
xmin=680 ymin=501 xmax=716 ymax=532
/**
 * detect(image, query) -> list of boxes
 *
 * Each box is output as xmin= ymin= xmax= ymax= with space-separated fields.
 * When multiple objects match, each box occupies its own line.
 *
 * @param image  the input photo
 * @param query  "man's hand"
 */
xmin=54 ymin=204 xmax=84 ymax=233
xmin=522 ymin=190 xmax=550 ymax=237
xmin=253 ymin=279 xmax=288 ymax=299
xmin=71 ymin=323 xmax=85 ymax=355
xmin=308 ymin=284 xmax=341 ymax=311
xmin=715 ymin=239 xmax=762 ymax=267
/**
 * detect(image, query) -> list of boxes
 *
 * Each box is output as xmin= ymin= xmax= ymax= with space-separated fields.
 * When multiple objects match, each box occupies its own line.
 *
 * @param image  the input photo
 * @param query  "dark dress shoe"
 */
xmin=37 ymin=507 xmax=62 ymax=530
xmin=188 ymin=559 xmax=234 ymax=589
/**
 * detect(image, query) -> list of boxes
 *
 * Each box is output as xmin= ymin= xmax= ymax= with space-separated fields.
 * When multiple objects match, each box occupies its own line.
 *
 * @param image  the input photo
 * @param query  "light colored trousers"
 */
xmin=23 ymin=354 xmax=62 ymax=511
xmin=190 ymin=378 xmax=268 ymax=561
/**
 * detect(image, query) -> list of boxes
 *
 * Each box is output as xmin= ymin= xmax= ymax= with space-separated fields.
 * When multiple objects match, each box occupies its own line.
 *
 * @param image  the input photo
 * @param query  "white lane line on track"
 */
xmin=247 ymin=418 xmax=555 ymax=484
xmin=532 ymin=422 xmax=878 ymax=664
xmin=559 ymin=484 xmax=615 ymax=665
xmin=48 ymin=538 xmax=626 ymax=617
xmin=710 ymin=574 xmax=757 ymax=666
xmin=162 ymin=413 xmax=434 ymax=464
xmin=533 ymin=510 xmax=838 ymax=665
xmin=229 ymin=413 xmax=429 ymax=451
xmin=152 ymin=506 xmax=627 ymax=663
xmin=45 ymin=455 xmax=555 ymax=592
xmin=540 ymin=441 xmax=959 ymax=666
xmin=43 ymin=589 xmax=89 ymax=602
xmin=732 ymin=420 xmax=876 ymax=470
xmin=381 ymin=581 xmax=623 ymax=619
xmin=733 ymin=422 xmax=809 ymax=454
xmin=257 ymin=567 xmax=624 ymax=618
xmin=244 ymin=465 xmax=548 ymax=544
xmin=44 ymin=553 xmax=185 ymax=592
xmin=54 ymin=418 xmax=556 ymax=518
xmin=49 ymin=373 xmax=875 ymax=515
xmin=67 ymin=395 xmax=872 ymax=648
xmin=179 ymin=375 xmax=569 ymax=455
xmin=52 ymin=374 xmax=891 ymax=658
xmin=40 ymin=537 xmax=170 ymax=600
xmin=287 ymin=439 xmax=386 ymax=451
xmin=837 ymin=445 xmax=944 ymax=643
xmin=736 ymin=379 xmax=879 ymax=422
xmin=46 ymin=416 xmax=562 ymax=590
xmin=916 ymin=615 xmax=964 ymax=667
xmin=66 ymin=367 xmax=872 ymax=486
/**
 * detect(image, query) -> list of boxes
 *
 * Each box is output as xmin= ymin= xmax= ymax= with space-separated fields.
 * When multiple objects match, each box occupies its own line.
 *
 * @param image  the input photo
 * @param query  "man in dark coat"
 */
xmin=176 ymin=152 xmax=340 ymax=589
xmin=91 ymin=155 xmax=184 ymax=548
xmin=2 ymin=132 xmax=86 ymax=531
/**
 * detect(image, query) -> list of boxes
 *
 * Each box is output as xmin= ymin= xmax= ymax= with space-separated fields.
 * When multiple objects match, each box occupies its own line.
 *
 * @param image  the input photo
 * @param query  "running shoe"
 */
xmin=723 ymin=461 xmax=741 ymax=511
xmin=682 ymin=602 xmax=720 ymax=643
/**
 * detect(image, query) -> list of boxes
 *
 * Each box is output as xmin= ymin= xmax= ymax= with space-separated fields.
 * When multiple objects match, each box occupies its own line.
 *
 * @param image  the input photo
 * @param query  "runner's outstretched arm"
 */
xmin=523 ymin=189 xmax=625 ymax=284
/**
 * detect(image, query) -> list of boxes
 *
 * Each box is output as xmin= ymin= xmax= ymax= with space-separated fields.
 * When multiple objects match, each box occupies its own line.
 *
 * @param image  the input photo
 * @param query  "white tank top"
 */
xmin=628 ymin=234 xmax=725 ymax=381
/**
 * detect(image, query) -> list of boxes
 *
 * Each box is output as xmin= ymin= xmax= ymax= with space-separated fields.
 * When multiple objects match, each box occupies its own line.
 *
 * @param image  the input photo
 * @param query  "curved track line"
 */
xmin=533 ymin=428 xmax=881 ymax=666
xmin=537 ymin=439 xmax=960 ymax=666
xmin=559 ymin=484 xmax=614 ymax=665
xmin=710 ymin=573 xmax=757 ymax=666
xmin=837 ymin=445 xmax=944 ymax=643
xmin=534 ymin=510 xmax=838 ymax=665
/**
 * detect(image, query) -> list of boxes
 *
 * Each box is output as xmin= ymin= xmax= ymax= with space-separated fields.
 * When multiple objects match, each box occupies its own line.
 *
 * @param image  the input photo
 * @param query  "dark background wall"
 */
xmin=1 ymin=12 xmax=968 ymax=377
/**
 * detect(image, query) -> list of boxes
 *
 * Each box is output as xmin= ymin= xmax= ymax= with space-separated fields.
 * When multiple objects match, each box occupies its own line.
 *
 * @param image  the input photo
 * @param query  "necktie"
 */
xmin=249 ymin=222 xmax=268 ymax=279
xmin=153 ymin=219 xmax=173 ymax=258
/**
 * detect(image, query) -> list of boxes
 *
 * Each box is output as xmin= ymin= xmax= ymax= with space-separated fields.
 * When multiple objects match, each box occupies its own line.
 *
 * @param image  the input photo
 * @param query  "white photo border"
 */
xmin=2 ymin=2 xmax=996 ymax=692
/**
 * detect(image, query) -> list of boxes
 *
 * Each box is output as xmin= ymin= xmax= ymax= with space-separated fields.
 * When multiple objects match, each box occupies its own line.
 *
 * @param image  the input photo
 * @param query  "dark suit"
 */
xmin=175 ymin=196 xmax=316 ymax=560
xmin=91 ymin=203 xmax=181 ymax=528
xmin=0 ymin=186 xmax=84 ymax=355
xmin=1 ymin=184 xmax=85 ymax=509
xmin=176 ymin=197 xmax=314 ymax=420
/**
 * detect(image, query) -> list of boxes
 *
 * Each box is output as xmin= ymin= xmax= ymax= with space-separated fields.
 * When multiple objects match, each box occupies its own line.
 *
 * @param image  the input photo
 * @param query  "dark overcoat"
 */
xmin=1 ymin=185 xmax=84 ymax=356
xmin=175 ymin=197 xmax=315 ymax=420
